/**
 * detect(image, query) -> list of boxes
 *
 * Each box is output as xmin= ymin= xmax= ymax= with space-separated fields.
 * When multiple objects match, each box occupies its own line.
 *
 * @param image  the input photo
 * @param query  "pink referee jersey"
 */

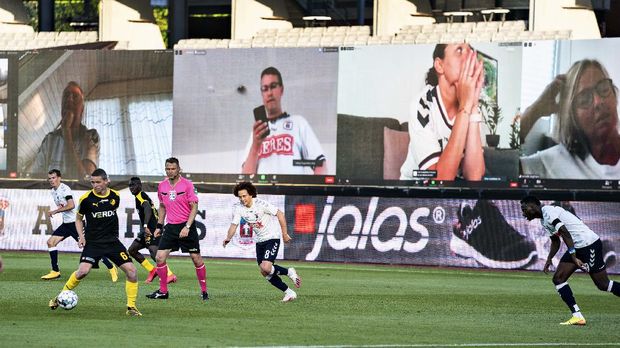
xmin=157 ymin=176 xmax=198 ymax=224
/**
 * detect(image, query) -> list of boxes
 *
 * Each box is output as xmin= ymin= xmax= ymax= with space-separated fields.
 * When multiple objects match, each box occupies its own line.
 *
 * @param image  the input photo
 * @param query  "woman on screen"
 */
xmin=400 ymin=44 xmax=485 ymax=181
xmin=520 ymin=59 xmax=620 ymax=179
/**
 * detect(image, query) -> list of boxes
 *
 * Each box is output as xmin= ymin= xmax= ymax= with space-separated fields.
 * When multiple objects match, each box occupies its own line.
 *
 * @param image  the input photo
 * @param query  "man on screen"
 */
xmin=241 ymin=67 xmax=327 ymax=175
xmin=31 ymin=81 xmax=99 ymax=179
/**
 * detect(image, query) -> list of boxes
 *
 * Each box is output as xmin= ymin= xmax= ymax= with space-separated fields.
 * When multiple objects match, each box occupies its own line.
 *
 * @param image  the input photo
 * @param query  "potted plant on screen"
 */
xmin=482 ymin=102 xmax=502 ymax=148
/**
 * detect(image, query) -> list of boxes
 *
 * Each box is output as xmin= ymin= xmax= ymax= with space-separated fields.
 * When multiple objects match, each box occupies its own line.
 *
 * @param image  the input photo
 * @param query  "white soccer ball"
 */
xmin=57 ymin=290 xmax=78 ymax=310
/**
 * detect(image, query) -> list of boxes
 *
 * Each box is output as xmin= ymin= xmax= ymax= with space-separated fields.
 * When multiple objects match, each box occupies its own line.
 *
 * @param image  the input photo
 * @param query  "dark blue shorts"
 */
xmin=560 ymin=239 xmax=606 ymax=274
xmin=256 ymin=239 xmax=280 ymax=265
xmin=52 ymin=222 xmax=79 ymax=242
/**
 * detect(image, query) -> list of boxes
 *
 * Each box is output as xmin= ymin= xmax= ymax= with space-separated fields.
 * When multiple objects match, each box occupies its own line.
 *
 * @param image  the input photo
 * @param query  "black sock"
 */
xmin=101 ymin=257 xmax=114 ymax=269
xmin=609 ymin=281 xmax=620 ymax=297
xmin=267 ymin=274 xmax=288 ymax=292
xmin=556 ymin=283 xmax=579 ymax=313
xmin=273 ymin=265 xmax=288 ymax=276
xmin=50 ymin=249 xmax=59 ymax=272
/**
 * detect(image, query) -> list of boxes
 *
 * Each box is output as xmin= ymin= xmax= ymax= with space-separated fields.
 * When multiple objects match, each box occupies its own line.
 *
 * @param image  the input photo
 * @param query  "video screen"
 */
xmin=172 ymin=47 xmax=338 ymax=176
xmin=17 ymin=50 xmax=173 ymax=179
xmin=519 ymin=38 xmax=620 ymax=181
xmin=337 ymin=43 xmax=522 ymax=182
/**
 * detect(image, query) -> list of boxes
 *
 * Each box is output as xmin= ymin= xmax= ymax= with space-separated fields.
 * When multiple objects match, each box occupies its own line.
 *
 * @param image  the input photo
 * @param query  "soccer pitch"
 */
xmin=0 ymin=252 xmax=619 ymax=348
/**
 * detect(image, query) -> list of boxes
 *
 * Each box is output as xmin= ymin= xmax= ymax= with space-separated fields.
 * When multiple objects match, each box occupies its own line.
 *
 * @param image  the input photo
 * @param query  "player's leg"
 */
xmin=99 ymin=256 xmax=117 ymax=282
xmin=146 ymin=248 xmax=172 ymax=299
xmin=271 ymin=263 xmax=301 ymax=289
xmin=590 ymin=270 xmax=620 ymax=296
xmin=553 ymin=254 xmax=584 ymax=325
xmin=146 ymin=243 xmax=176 ymax=283
xmin=268 ymin=262 xmax=301 ymax=289
xmin=257 ymin=239 xmax=296 ymax=302
xmin=180 ymin=224 xmax=207 ymax=299
xmin=42 ymin=235 xmax=64 ymax=279
xmin=105 ymin=241 xmax=141 ymax=316
xmin=49 ymin=262 xmax=93 ymax=309
xmin=128 ymin=238 xmax=155 ymax=278
xmin=586 ymin=240 xmax=620 ymax=297
xmin=189 ymin=252 xmax=208 ymax=300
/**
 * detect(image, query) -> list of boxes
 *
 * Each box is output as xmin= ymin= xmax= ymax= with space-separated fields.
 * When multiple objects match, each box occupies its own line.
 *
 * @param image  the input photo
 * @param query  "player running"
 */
xmin=41 ymin=169 xmax=118 ymax=282
xmin=223 ymin=181 xmax=301 ymax=302
xmin=49 ymin=168 xmax=141 ymax=316
xmin=521 ymin=195 xmax=620 ymax=325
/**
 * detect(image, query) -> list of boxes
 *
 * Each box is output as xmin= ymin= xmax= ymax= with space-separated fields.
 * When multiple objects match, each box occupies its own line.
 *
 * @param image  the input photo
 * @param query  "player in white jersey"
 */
xmin=400 ymin=44 xmax=485 ymax=181
xmin=223 ymin=182 xmax=301 ymax=302
xmin=521 ymin=196 xmax=620 ymax=326
xmin=41 ymin=169 xmax=118 ymax=281
xmin=241 ymin=66 xmax=327 ymax=175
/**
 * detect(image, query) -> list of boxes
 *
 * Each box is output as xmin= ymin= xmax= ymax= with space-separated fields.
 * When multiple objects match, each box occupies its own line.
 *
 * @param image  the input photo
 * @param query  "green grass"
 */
xmin=1 ymin=251 xmax=619 ymax=347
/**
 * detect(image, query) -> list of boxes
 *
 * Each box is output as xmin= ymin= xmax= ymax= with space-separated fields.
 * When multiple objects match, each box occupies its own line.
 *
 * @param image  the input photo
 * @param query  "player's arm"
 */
xmin=277 ymin=210 xmax=291 ymax=243
xmin=49 ymin=197 xmax=75 ymax=217
xmin=180 ymin=202 xmax=198 ymax=238
xmin=154 ymin=203 xmax=166 ymax=238
xmin=544 ymin=235 xmax=561 ymax=274
xmin=75 ymin=212 xmax=86 ymax=248
xmin=223 ymin=223 xmax=238 ymax=247
xmin=557 ymin=226 xmax=585 ymax=270
xmin=141 ymin=200 xmax=153 ymax=235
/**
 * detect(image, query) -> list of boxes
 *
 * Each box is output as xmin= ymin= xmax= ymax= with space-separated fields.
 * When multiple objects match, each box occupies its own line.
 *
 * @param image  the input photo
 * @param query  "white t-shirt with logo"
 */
xmin=540 ymin=205 xmax=599 ymax=249
xmin=243 ymin=114 xmax=325 ymax=175
xmin=52 ymin=182 xmax=76 ymax=224
xmin=231 ymin=198 xmax=281 ymax=243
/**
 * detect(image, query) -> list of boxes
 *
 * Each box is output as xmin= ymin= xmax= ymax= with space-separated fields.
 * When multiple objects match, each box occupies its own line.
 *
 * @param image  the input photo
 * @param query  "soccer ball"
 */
xmin=57 ymin=290 xmax=78 ymax=310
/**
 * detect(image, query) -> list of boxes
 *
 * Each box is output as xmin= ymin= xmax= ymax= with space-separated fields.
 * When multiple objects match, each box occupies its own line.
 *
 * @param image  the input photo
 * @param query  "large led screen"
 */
xmin=17 ymin=50 xmax=173 ymax=179
xmin=519 ymin=38 xmax=620 ymax=180
xmin=337 ymin=43 xmax=522 ymax=183
xmin=172 ymin=47 xmax=338 ymax=176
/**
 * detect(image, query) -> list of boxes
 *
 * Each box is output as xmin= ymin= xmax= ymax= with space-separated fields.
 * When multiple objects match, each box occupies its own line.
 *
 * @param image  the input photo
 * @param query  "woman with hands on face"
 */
xmin=400 ymin=43 xmax=486 ymax=181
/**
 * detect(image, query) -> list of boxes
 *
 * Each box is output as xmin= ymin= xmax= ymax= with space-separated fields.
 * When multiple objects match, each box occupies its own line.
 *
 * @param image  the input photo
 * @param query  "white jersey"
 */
xmin=51 ymin=182 xmax=76 ymax=224
xmin=521 ymin=144 xmax=620 ymax=179
xmin=400 ymin=85 xmax=455 ymax=179
xmin=231 ymin=198 xmax=281 ymax=243
xmin=540 ymin=205 xmax=599 ymax=249
xmin=243 ymin=114 xmax=325 ymax=175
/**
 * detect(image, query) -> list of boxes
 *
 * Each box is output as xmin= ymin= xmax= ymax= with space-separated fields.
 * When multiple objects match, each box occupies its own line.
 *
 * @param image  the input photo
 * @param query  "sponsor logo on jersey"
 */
xmin=91 ymin=210 xmax=116 ymax=218
xmin=259 ymin=134 xmax=294 ymax=158
xmin=238 ymin=218 xmax=254 ymax=245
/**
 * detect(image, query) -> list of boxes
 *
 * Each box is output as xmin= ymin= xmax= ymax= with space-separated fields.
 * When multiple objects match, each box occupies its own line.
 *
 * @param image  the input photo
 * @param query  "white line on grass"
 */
xmin=234 ymin=343 xmax=620 ymax=348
